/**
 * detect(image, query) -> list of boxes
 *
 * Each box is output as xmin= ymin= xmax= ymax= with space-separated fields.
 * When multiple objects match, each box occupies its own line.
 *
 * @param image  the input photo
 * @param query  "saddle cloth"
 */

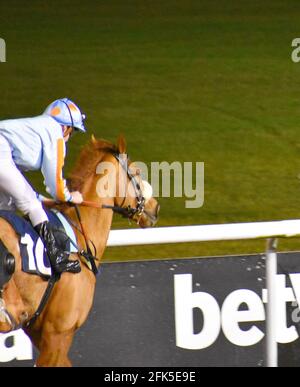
xmin=0 ymin=209 xmax=78 ymax=278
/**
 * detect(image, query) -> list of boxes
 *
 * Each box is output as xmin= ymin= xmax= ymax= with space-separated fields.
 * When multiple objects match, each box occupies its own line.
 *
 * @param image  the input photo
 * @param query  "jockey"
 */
xmin=0 ymin=98 xmax=87 ymax=274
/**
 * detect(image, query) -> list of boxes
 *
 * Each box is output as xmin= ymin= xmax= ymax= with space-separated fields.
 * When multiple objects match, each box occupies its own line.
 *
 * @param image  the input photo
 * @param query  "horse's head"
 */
xmin=110 ymin=135 xmax=160 ymax=228
xmin=70 ymin=135 xmax=160 ymax=228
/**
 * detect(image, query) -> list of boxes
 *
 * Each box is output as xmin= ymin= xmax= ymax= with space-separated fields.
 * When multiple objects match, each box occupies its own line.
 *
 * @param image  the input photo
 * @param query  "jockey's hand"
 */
xmin=69 ymin=191 xmax=84 ymax=204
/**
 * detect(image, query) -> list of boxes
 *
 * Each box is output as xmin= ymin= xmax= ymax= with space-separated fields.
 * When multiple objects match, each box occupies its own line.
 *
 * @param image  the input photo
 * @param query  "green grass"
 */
xmin=1 ymin=0 xmax=300 ymax=261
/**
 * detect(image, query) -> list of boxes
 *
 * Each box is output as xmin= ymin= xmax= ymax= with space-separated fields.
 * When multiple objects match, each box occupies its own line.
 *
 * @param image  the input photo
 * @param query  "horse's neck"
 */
xmin=65 ymin=203 xmax=114 ymax=264
xmin=66 ymin=152 xmax=118 ymax=263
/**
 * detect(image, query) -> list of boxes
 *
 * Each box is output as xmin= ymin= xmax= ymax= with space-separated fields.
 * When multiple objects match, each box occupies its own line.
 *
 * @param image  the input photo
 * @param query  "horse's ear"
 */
xmin=117 ymin=134 xmax=127 ymax=154
xmin=91 ymin=134 xmax=97 ymax=145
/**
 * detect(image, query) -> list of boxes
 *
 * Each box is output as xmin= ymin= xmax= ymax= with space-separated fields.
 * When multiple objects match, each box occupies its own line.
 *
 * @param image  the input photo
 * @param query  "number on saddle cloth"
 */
xmin=0 ymin=210 xmax=77 ymax=279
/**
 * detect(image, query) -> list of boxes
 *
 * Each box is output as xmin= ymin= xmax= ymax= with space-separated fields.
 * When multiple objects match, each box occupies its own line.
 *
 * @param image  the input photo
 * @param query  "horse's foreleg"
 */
xmin=35 ymin=329 xmax=75 ymax=367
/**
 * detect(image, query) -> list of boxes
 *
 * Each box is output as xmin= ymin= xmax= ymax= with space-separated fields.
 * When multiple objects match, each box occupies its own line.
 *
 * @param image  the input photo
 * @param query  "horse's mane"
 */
xmin=68 ymin=137 xmax=119 ymax=192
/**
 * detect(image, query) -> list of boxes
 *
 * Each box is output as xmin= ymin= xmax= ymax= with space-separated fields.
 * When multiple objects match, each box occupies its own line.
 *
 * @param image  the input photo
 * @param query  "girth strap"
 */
xmin=25 ymin=273 xmax=60 ymax=328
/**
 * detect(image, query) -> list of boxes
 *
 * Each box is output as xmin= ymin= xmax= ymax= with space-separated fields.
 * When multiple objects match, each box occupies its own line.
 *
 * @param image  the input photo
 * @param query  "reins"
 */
xmin=73 ymin=204 xmax=98 ymax=276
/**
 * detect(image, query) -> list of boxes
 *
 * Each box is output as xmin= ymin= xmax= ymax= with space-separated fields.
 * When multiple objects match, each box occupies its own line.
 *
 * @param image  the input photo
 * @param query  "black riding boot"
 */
xmin=35 ymin=221 xmax=81 ymax=274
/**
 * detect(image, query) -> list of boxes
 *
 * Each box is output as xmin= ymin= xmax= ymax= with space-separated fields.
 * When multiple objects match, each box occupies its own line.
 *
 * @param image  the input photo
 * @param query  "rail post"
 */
xmin=265 ymin=237 xmax=278 ymax=367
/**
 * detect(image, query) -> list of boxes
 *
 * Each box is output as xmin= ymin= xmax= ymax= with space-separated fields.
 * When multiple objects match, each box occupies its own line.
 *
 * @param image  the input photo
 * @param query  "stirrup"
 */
xmin=53 ymin=257 xmax=81 ymax=274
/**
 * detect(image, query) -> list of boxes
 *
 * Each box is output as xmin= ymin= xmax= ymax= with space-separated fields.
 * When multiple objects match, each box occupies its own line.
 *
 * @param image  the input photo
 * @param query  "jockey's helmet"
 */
xmin=43 ymin=98 xmax=87 ymax=132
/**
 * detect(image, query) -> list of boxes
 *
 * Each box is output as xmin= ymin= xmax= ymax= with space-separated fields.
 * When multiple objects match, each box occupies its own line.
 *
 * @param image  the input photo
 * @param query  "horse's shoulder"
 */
xmin=0 ymin=217 xmax=20 ymax=258
xmin=0 ymin=217 xmax=18 ymax=236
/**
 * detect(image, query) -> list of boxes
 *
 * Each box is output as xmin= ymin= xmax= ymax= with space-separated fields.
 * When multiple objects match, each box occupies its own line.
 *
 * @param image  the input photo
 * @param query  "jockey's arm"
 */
xmin=41 ymin=138 xmax=82 ymax=204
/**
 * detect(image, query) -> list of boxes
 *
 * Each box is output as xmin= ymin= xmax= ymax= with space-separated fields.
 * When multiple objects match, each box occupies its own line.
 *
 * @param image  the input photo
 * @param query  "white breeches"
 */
xmin=0 ymin=134 xmax=48 ymax=226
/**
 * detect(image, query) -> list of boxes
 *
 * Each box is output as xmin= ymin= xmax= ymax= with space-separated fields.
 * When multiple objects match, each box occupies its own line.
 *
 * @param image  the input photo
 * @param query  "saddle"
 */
xmin=0 ymin=209 xmax=78 ymax=279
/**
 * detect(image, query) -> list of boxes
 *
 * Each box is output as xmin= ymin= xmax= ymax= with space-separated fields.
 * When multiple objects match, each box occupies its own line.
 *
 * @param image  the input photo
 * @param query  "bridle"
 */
xmin=101 ymin=152 xmax=146 ymax=224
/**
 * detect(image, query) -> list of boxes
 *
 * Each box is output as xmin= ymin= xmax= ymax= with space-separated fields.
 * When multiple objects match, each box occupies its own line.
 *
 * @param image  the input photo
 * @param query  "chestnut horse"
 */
xmin=0 ymin=136 xmax=159 ymax=366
